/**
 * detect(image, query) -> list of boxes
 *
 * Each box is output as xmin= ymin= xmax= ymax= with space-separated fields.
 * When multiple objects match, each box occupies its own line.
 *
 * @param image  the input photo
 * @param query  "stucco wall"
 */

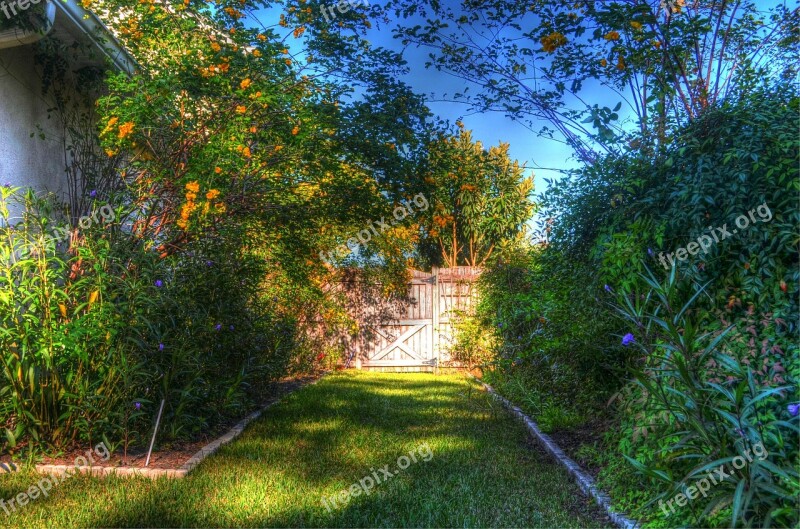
xmin=0 ymin=45 xmax=70 ymax=199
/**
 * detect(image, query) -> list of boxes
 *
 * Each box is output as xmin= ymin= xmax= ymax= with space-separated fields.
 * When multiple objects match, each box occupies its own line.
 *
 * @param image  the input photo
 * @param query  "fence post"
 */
xmin=432 ymin=266 xmax=440 ymax=374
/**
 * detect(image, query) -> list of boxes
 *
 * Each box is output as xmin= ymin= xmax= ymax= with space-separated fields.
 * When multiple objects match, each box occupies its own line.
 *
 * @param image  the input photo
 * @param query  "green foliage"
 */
xmin=471 ymin=85 xmax=798 ymax=526
xmin=448 ymin=309 xmax=495 ymax=371
xmin=0 ymin=188 xmax=147 ymax=450
xmin=0 ymin=186 xmax=299 ymax=454
xmin=416 ymin=125 xmax=534 ymax=268
xmin=390 ymin=0 xmax=798 ymax=162
xmin=612 ymin=266 xmax=799 ymax=528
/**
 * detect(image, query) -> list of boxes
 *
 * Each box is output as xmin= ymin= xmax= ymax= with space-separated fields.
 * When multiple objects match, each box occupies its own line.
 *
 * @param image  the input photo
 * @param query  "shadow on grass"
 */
xmin=0 ymin=372 xmax=612 ymax=528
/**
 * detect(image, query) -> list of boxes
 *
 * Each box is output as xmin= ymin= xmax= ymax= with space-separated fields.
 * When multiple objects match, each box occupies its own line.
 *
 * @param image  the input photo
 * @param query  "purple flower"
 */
xmin=206 ymin=260 xmax=214 ymax=267
xmin=158 ymin=343 xmax=164 ymax=351
xmin=229 ymin=325 xmax=234 ymax=331
xmin=89 ymin=190 xmax=97 ymax=198
xmin=215 ymin=324 xmax=222 ymax=331
xmin=154 ymin=280 xmax=163 ymax=288
xmin=604 ymin=285 xmax=612 ymax=293
xmin=497 ymin=322 xmax=503 ymax=329
xmin=134 ymin=402 xmax=141 ymax=410
xmin=622 ymin=333 xmax=635 ymax=346
xmin=789 ymin=403 xmax=799 ymax=417
xmin=647 ymin=248 xmax=654 ymax=257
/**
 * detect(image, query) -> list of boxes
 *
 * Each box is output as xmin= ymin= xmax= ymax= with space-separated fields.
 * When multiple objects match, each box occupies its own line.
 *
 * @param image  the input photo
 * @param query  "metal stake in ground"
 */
xmin=145 ymin=399 xmax=165 ymax=467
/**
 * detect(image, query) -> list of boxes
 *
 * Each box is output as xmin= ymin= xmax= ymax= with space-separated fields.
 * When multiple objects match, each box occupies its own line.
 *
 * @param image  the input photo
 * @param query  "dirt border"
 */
xmin=473 ymin=377 xmax=640 ymax=529
xmin=33 ymin=374 xmax=326 ymax=480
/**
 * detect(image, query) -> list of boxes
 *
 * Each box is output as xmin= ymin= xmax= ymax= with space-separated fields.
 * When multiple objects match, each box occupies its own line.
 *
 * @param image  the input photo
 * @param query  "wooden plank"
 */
xmin=370 ymin=325 xmax=425 ymax=361
xmin=433 ymin=266 xmax=440 ymax=372
xmin=362 ymin=360 xmax=436 ymax=366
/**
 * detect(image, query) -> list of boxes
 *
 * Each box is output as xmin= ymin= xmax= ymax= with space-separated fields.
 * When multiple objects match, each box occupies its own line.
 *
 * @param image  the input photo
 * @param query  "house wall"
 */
xmin=0 ymin=45 xmax=70 ymax=201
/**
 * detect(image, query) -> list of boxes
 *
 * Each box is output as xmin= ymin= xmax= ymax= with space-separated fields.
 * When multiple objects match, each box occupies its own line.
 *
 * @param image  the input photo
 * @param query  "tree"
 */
xmin=388 ymin=0 xmax=798 ymax=162
xmin=417 ymin=124 xmax=534 ymax=268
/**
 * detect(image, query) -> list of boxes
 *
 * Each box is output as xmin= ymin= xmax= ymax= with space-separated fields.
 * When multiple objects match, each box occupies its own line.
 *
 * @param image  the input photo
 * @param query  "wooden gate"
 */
xmin=357 ymin=267 xmax=481 ymax=371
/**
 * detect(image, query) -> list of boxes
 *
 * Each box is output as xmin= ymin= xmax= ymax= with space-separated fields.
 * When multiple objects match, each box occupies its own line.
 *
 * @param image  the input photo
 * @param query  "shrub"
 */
xmin=0 ymin=187 xmax=300 ymax=454
xmin=613 ymin=267 xmax=799 ymax=528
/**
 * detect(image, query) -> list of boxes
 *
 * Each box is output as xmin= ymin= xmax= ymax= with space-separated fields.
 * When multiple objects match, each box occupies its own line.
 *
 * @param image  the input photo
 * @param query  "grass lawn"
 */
xmin=0 ymin=372 xmax=611 ymax=528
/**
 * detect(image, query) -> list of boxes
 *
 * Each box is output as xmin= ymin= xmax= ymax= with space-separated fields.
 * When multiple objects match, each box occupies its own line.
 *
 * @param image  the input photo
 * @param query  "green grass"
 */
xmin=0 ymin=372 xmax=611 ymax=528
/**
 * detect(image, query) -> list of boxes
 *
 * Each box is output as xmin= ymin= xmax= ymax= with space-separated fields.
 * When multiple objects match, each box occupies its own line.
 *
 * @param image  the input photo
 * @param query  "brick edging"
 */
xmin=33 ymin=374 xmax=327 ymax=480
xmin=473 ymin=377 xmax=640 ymax=529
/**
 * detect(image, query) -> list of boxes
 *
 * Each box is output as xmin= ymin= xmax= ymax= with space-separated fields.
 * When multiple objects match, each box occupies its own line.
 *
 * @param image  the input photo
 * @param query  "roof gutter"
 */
xmin=0 ymin=1 xmax=56 ymax=50
xmin=53 ymin=0 xmax=136 ymax=75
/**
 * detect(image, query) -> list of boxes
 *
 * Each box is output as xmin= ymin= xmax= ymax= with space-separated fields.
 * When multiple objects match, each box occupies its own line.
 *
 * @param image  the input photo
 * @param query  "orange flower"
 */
xmin=274 ymin=145 xmax=283 ymax=152
xmin=211 ymin=42 xmax=221 ymax=52
xmin=282 ymin=48 xmax=289 ymax=54
xmin=185 ymin=181 xmax=200 ymax=193
xmin=118 ymin=121 xmax=135 ymax=139
xmin=630 ymin=21 xmax=642 ymax=30
xmin=236 ymin=105 xmax=247 ymax=114
xmin=206 ymin=189 xmax=220 ymax=200
xmin=218 ymin=63 xmax=230 ymax=73
xmin=240 ymin=78 xmax=251 ymax=90
xmin=253 ymin=50 xmax=262 ymax=57
xmin=600 ymin=58 xmax=608 ymax=67
xmin=242 ymin=146 xmax=251 ymax=157
xmin=284 ymin=58 xmax=292 ymax=66
xmin=257 ymin=33 xmax=267 ymax=41
xmin=540 ymin=32 xmax=567 ymax=52
xmin=223 ymin=6 xmax=243 ymax=18
xmin=103 ymin=116 xmax=119 ymax=135
xmin=291 ymin=126 xmax=300 ymax=135
xmin=215 ymin=166 xmax=222 ymax=174
xmin=293 ymin=26 xmax=305 ymax=38
xmin=604 ymin=31 xmax=620 ymax=41
xmin=617 ymin=54 xmax=626 ymax=70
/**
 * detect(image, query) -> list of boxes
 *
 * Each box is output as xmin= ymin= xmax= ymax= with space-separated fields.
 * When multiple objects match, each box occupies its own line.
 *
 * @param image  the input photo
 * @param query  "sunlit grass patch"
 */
xmin=0 ymin=371 xmax=610 ymax=528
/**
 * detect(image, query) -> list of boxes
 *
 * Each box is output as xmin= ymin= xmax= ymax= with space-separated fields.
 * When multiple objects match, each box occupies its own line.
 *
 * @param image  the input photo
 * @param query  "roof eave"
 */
xmin=53 ymin=0 xmax=137 ymax=75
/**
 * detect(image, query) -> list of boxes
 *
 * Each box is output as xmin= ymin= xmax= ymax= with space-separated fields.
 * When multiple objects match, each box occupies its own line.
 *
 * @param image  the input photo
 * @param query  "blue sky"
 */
xmin=256 ymin=0 xmax=787 ymax=204
xmin=254 ymin=2 xmax=582 ymax=197
xmin=364 ymin=12 xmax=579 ymax=196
